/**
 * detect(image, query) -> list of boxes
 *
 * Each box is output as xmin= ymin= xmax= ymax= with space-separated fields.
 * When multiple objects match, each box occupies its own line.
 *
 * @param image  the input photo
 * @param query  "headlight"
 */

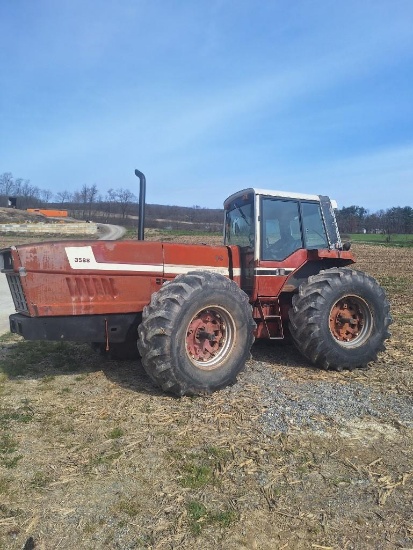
xmin=0 ymin=251 xmax=13 ymax=271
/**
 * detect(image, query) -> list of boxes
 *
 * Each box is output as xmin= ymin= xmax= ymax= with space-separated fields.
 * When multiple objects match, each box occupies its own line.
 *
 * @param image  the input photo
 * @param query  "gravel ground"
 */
xmin=252 ymin=363 xmax=413 ymax=434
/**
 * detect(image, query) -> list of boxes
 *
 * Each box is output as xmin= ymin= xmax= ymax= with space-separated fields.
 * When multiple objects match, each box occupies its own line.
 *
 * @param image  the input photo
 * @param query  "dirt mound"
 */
xmin=0 ymin=207 xmax=46 ymax=223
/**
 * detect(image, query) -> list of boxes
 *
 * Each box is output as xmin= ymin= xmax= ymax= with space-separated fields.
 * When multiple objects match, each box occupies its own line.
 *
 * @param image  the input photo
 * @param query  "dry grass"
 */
xmin=0 ymin=240 xmax=412 ymax=549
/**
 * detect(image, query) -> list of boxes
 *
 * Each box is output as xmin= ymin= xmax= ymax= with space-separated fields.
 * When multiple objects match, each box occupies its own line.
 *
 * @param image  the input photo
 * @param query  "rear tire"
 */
xmin=289 ymin=268 xmax=391 ymax=370
xmin=138 ymin=271 xmax=256 ymax=396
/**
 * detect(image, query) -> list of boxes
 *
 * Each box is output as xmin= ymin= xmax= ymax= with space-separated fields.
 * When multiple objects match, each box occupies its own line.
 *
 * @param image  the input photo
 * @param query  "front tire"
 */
xmin=138 ymin=271 xmax=256 ymax=395
xmin=289 ymin=268 xmax=391 ymax=370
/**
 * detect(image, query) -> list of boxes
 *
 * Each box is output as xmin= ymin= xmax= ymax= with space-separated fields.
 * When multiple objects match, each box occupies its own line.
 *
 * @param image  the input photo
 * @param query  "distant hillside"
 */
xmin=45 ymin=201 xmax=225 ymax=232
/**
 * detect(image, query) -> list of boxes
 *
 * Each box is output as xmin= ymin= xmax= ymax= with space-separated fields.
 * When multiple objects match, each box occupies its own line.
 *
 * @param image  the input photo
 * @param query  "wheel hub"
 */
xmin=329 ymin=296 xmax=371 ymax=345
xmin=186 ymin=308 xmax=232 ymax=369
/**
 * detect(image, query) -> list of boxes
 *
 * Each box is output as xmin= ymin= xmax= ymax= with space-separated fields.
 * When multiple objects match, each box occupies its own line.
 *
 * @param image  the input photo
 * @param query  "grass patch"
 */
xmin=348 ymin=233 xmax=413 ymax=247
xmin=0 ymin=402 xmax=33 ymax=469
xmin=54 ymin=419 xmax=75 ymax=435
xmin=0 ymin=431 xmax=22 ymax=468
xmin=0 ymin=477 xmax=11 ymax=494
xmin=3 ymin=454 xmax=23 ymax=469
xmin=0 ymin=332 xmax=15 ymax=344
xmin=75 ymin=374 xmax=89 ymax=381
xmin=108 ymin=427 xmax=124 ymax=439
xmin=0 ymin=503 xmax=23 ymax=519
xmin=0 ymin=407 xmax=34 ymax=426
xmin=40 ymin=375 xmax=56 ymax=384
xmin=30 ymin=471 xmax=51 ymax=489
xmin=186 ymin=501 xmax=207 ymax=534
xmin=176 ymin=446 xmax=231 ymax=489
xmin=209 ymin=509 xmax=238 ymax=529
xmin=377 ymin=275 xmax=411 ymax=295
xmin=0 ymin=432 xmax=18 ymax=455
xmin=89 ymin=450 xmax=122 ymax=468
xmin=116 ymin=498 xmax=141 ymax=518
xmin=121 ymin=227 xmax=135 ymax=239
xmin=181 ymin=463 xmax=214 ymax=489
xmin=0 ymin=341 xmax=97 ymax=377
xmin=186 ymin=500 xmax=237 ymax=535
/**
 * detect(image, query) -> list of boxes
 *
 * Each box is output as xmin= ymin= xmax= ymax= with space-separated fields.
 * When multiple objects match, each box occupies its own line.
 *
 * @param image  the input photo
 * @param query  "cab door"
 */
xmin=224 ymin=193 xmax=255 ymax=296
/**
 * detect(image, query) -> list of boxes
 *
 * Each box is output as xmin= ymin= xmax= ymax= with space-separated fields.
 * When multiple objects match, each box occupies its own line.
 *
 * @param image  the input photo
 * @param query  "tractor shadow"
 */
xmin=101 ymin=356 xmax=166 ymax=397
xmin=99 ymin=338 xmax=319 ymax=395
xmin=103 ymin=338 xmax=318 ymax=395
xmin=0 ymin=336 xmax=320 ymax=396
xmin=0 ymin=338 xmax=165 ymax=397
xmin=251 ymin=337 xmax=314 ymax=370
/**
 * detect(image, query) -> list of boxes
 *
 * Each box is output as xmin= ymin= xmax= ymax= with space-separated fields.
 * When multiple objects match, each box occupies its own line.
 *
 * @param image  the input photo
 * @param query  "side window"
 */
xmin=261 ymin=199 xmax=302 ymax=260
xmin=263 ymin=219 xmax=281 ymax=247
xmin=301 ymin=202 xmax=328 ymax=249
xmin=225 ymin=199 xmax=254 ymax=248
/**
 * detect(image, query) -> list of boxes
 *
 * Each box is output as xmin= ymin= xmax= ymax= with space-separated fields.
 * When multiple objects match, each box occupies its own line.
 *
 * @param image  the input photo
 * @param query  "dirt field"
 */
xmin=0 ymin=237 xmax=412 ymax=550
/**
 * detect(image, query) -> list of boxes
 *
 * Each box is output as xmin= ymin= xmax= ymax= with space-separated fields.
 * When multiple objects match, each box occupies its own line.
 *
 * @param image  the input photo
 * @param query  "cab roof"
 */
xmin=224 ymin=188 xmax=337 ymax=209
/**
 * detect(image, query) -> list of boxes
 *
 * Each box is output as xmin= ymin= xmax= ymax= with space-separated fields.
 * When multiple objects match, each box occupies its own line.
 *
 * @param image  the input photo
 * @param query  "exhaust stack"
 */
xmin=134 ymin=169 xmax=146 ymax=241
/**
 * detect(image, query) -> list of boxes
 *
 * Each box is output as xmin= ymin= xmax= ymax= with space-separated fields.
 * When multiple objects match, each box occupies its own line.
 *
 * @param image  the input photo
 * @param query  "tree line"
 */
xmin=0 ymin=172 xmax=138 ymax=221
xmin=336 ymin=205 xmax=413 ymax=235
xmin=0 ymin=171 xmax=411 ymax=234
xmin=0 ymin=171 xmax=222 ymax=231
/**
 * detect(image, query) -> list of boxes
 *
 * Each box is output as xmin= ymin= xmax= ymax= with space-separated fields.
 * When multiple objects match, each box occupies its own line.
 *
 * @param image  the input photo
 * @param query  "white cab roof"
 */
xmin=224 ymin=187 xmax=323 ymax=208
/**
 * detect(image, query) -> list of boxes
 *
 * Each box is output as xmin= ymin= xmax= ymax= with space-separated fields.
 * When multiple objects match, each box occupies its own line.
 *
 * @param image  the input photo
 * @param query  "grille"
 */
xmin=6 ymin=274 xmax=29 ymax=313
xmin=65 ymin=276 xmax=118 ymax=300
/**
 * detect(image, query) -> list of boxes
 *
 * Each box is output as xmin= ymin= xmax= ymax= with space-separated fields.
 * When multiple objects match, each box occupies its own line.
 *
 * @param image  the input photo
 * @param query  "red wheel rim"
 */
xmin=329 ymin=295 xmax=372 ymax=347
xmin=186 ymin=306 xmax=235 ymax=370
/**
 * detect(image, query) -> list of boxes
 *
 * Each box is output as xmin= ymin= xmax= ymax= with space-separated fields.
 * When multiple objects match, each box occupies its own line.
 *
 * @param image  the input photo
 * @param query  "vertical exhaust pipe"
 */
xmin=134 ymin=169 xmax=146 ymax=241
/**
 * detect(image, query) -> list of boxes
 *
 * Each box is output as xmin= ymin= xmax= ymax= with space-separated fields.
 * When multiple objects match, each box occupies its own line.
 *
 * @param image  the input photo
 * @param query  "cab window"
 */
xmin=301 ymin=202 xmax=328 ymax=249
xmin=224 ymin=197 xmax=254 ymax=248
xmin=261 ymin=199 xmax=302 ymax=260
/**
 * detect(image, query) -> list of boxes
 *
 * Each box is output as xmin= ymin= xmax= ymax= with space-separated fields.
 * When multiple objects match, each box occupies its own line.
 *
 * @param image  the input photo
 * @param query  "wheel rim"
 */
xmin=329 ymin=295 xmax=373 ymax=347
xmin=186 ymin=306 xmax=236 ymax=370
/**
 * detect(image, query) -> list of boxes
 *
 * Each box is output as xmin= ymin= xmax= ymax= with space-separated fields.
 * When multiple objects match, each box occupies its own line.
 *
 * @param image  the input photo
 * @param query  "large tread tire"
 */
xmin=289 ymin=267 xmax=392 ymax=371
xmin=137 ymin=271 xmax=256 ymax=396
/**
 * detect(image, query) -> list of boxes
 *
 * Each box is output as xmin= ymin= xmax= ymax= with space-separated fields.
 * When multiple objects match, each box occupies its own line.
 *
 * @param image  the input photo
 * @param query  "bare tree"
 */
xmin=102 ymin=188 xmax=118 ymax=221
xmin=19 ymin=180 xmax=40 ymax=209
xmin=73 ymin=183 xmax=99 ymax=219
xmin=87 ymin=184 xmax=98 ymax=219
xmin=0 ymin=172 xmax=15 ymax=196
xmin=116 ymin=188 xmax=136 ymax=219
xmin=40 ymin=189 xmax=53 ymax=203
xmin=55 ymin=190 xmax=73 ymax=204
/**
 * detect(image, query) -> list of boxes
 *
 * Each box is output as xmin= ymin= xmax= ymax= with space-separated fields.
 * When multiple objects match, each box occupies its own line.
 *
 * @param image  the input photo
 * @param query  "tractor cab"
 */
xmin=224 ymin=188 xmax=342 ymax=259
xmin=224 ymin=188 xmax=349 ymax=298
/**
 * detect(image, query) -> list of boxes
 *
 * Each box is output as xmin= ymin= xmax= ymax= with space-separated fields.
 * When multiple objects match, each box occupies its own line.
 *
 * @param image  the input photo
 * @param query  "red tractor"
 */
xmin=0 ymin=170 xmax=391 ymax=395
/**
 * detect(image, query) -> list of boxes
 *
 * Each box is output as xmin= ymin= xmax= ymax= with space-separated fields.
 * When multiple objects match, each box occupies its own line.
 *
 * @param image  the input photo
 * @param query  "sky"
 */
xmin=1 ymin=0 xmax=412 ymax=211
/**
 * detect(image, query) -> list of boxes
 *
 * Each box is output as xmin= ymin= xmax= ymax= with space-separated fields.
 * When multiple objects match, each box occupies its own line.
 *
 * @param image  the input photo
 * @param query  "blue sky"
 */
xmin=1 ymin=0 xmax=412 ymax=211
